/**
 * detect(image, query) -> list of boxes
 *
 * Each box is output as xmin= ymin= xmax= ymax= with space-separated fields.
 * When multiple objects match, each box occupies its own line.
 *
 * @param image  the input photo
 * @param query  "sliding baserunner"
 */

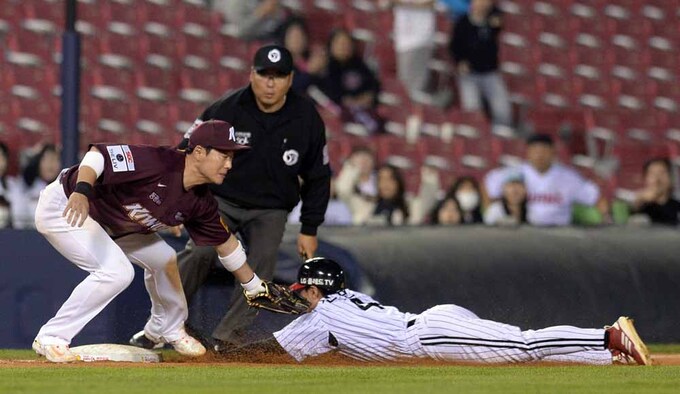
xmin=232 ymin=258 xmax=651 ymax=366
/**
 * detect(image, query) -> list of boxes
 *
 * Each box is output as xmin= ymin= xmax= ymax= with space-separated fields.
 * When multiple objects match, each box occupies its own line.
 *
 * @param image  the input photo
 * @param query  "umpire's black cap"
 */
xmin=253 ymin=45 xmax=293 ymax=75
xmin=290 ymin=257 xmax=346 ymax=294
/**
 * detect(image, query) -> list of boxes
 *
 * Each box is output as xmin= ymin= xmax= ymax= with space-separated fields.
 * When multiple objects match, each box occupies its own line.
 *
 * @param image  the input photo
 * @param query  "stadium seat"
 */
xmin=92 ymin=54 xmax=137 ymax=93
xmin=105 ymin=0 xmax=143 ymax=25
xmin=9 ymin=92 xmax=59 ymax=146
xmin=179 ymin=59 xmax=221 ymax=99
xmin=173 ymin=98 xmax=206 ymax=135
xmin=84 ymin=87 xmax=134 ymax=143
xmin=99 ymin=22 xmax=141 ymax=60
xmin=2 ymin=52 xmax=57 ymax=92
xmin=178 ymin=29 xmax=221 ymax=59
xmin=139 ymin=0 xmax=180 ymax=27
xmin=372 ymin=37 xmax=397 ymax=80
xmin=374 ymin=134 xmax=423 ymax=170
xmin=132 ymin=96 xmax=177 ymax=146
xmin=6 ymin=26 xmax=57 ymax=61
xmin=136 ymin=62 xmax=178 ymax=93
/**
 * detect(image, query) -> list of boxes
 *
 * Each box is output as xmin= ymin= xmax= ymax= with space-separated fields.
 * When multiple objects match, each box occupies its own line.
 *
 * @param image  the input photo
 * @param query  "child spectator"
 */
xmin=429 ymin=195 xmax=462 ymax=225
xmin=484 ymin=171 xmax=527 ymax=226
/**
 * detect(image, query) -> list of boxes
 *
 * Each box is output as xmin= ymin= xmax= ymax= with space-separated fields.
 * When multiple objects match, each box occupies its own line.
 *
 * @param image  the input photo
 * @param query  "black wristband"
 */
xmin=74 ymin=182 xmax=93 ymax=198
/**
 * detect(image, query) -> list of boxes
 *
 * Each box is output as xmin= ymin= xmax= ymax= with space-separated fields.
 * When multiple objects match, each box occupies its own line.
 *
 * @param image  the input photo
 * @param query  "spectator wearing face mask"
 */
xmin=629 ymin=158 xmax=680 ymax=226
xmin=448 ymin=176 xmax=483 ymax=224
xmin=484 ymin=171 xmax=527 ymax=226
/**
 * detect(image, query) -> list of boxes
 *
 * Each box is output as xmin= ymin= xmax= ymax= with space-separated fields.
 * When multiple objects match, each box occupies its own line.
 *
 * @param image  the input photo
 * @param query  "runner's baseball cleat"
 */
xmin=606 ymin=316 xmax=652 ymax=366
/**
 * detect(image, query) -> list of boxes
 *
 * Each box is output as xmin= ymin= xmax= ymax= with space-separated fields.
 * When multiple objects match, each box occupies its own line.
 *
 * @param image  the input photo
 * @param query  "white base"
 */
xmin=70 ymin=344 xmax=162 ymax=363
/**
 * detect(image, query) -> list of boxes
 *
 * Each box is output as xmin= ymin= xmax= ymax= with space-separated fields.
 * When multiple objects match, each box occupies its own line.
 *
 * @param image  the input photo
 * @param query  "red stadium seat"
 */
xmin=136 ymin=64 xmax=178 ymax=94
xmin=9 ymin=93 xmax=59 ymax=146
xmin=105 ymin=0 xmax=143 ymax=25
xmin=374 ymin=134 xmax=424 ymax=170
xmin=2 ymin=53 xmax=57 ymax=92
xmin=6 ymin=27 xmax=58 ymax=61
xmin=132 ymin=96 xmax=177 ymax=146
xmin=139 ymin=0 xmax=179 ymax=27
xmin=178 ymin=60 xmax=221 ymax=99
xmin=99 ymin=22 xmax=141 ymax=60
xmin=91 ymin=55 xmax=137 ymax=93
xmin=177 ymin=30 xmax=221 ymax=59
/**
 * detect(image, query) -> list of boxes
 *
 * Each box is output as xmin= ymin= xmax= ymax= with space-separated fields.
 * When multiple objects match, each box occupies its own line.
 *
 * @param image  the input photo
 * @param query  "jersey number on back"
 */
xmin=349 ymin=297 xmax=384 ymax=311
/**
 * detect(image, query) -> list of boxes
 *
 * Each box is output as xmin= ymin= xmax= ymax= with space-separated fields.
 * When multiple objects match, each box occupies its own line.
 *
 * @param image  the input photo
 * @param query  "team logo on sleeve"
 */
xmin=283 ymin=149 xmax=299 ymax=166
xmin=107 ymin=145 xmax=135 ymax=172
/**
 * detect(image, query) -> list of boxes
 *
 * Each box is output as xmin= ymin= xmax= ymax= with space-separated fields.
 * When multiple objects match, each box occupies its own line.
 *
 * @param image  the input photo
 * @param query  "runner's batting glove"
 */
xmin=244 ymin=281 xmax=310 ymax=315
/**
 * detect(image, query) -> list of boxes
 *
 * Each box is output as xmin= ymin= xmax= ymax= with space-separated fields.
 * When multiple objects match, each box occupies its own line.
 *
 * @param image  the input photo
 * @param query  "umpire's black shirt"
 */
xmin=181 ymin=85 xmax=331 ymax=236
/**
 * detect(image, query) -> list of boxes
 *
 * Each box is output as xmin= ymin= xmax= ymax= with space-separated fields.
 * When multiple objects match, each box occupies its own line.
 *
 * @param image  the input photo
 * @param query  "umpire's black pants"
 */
xmin=177 ymin=197 xmax=288 ymax=344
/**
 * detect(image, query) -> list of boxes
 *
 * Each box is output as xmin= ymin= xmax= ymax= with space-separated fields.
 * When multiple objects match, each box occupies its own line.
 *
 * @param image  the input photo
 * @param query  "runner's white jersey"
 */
xmin=274 ymin=290 xmax=417 ymax=362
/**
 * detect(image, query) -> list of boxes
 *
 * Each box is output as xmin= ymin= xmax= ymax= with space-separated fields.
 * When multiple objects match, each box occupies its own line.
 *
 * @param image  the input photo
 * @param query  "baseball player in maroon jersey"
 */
xmin=31 ymin=120 xmax=277 ymax=362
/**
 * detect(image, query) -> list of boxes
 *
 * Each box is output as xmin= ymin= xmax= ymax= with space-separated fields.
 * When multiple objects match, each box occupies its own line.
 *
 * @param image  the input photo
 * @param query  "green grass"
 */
xmin=2 ymin=347 xmax=679 ymax=394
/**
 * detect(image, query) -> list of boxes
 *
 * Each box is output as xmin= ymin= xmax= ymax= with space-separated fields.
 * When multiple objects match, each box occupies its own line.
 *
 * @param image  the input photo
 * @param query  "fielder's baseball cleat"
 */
xmin=170 ymin=329 xmax=206 ymax=357
xmin=606 ymin=316 xmax=652 ymax=366
xmin=129 ymin=331 xmax=164 ymax=350
xmin=33 ymin=339 xmax=80 ymax=363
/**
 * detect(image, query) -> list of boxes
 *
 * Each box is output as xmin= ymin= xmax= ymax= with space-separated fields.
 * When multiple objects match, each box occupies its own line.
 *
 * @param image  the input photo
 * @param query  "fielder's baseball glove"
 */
xmin=244 ymin=281 xmax=310 ymax=315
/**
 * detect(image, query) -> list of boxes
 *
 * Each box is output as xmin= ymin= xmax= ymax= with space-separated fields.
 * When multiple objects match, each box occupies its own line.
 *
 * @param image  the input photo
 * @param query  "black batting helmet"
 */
xmin=290 ymin=257 xmax=346 ymax=294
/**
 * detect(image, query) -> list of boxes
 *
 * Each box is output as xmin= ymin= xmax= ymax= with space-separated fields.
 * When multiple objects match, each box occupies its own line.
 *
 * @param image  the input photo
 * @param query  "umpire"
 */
xmin=139 ymin=45 xmax=330 ymax=351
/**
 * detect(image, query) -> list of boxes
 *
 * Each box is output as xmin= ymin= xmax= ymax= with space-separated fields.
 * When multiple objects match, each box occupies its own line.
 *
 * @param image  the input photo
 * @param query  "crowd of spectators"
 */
xmin=288 ymin=132 xmax=680 ymax=228
xmin=1 ymin=0 xmax=678 ymax=231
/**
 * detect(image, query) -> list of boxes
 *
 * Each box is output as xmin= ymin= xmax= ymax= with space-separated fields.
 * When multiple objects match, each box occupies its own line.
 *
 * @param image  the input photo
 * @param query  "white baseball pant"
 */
xmin=33 ymin=179 xmax=188 ymax=345
xmin=412 ymin=305 xmax=612 ymax=365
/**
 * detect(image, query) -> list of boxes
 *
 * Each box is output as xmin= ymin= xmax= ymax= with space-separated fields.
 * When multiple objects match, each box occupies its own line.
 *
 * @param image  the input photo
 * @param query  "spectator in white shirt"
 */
xmin=484 ymin=134 xmax=605 ymax=226
xmin=484 ymin=171 xmax=527 ymax=226
xmin=383 ymin=0 xmax=437 ymax=98
xmin=9 ymin=144 xmax=61 ymax=229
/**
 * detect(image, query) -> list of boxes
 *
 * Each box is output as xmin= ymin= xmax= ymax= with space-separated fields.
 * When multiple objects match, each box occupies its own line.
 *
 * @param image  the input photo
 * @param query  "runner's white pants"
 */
xmin=413 ymin=305 xmax=612 ymax=365
xmin=33 ymin=179 xmax=188 ymax=345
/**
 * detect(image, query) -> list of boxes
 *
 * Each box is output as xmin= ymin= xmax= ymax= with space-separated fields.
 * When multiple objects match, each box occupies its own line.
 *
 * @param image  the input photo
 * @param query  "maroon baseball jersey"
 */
xmin=61 ymin=144 xmax=231 ymax=246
